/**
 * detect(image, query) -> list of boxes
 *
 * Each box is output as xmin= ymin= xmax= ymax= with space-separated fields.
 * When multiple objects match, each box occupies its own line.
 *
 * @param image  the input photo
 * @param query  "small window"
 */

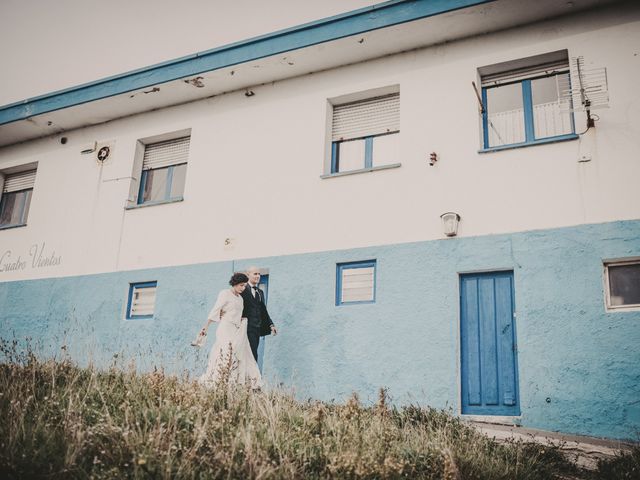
xmin=479 ymin=50 xmax=575 ymax=149
xmin=336 ymin=260 xmax=376 ymax=305
xmin=605 ymin=260 xmax=640 ymax=311
xmin=126 ymin=281 xmax=158 ymax=319
xmin=0 ymin=169 xmax=36 ymax=229
xmin=138 ymin=136 xmax=190 ymax=205
xmin=331 ymin=94 xmax=399 ymax=173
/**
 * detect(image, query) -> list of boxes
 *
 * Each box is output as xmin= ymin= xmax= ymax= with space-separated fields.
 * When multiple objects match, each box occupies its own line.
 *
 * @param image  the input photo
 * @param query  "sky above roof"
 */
xmin=0 ymin=0 xmax=378 ymax=106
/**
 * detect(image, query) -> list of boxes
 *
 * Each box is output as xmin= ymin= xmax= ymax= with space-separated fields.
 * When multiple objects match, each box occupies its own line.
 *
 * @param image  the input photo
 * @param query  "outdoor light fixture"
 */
xmin=440 ymin=212 xmax=461 ymax=237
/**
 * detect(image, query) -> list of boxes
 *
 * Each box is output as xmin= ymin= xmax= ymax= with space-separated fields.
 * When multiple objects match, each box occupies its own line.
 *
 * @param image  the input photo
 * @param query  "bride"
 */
xmin=196 ymin=273 xmax=263 ymax=389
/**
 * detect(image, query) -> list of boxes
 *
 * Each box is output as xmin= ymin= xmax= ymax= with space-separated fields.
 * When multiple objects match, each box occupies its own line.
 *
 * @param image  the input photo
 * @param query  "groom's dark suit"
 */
xmin=241 ymin=284 xmax=274 ymax=361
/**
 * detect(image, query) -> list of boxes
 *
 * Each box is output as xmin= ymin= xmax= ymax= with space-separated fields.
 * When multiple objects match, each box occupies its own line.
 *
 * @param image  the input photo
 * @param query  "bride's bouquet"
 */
xmin=191 ymin=329 xmax=207 ymax=347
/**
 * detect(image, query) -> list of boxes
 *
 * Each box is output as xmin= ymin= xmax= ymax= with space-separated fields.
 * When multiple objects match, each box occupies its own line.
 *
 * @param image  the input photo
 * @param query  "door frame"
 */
xmin=256 ymin=273 xmax=269 ymax=372
xmin=457 ymin=269 xmax=522 ymax=418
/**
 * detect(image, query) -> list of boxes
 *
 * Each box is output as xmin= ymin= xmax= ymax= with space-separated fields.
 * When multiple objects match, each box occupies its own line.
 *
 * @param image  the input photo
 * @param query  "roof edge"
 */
xmin=0 ymin=0 xmax=496 ymax=126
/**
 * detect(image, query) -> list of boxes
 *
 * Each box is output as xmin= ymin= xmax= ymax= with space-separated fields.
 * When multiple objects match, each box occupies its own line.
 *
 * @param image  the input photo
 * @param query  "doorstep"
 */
xmin=463 ymin=420 xmax=636 ymax=470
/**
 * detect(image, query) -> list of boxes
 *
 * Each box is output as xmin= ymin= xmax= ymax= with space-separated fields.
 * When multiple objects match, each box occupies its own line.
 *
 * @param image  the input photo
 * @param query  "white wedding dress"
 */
xmin=198 ymin=289 xmax=263 ymax=389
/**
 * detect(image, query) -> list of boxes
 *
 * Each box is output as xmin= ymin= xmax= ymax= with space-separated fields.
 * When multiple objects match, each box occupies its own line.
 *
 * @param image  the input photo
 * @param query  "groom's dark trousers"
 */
xmin=241 ymin=286 xmax=274 ymax=361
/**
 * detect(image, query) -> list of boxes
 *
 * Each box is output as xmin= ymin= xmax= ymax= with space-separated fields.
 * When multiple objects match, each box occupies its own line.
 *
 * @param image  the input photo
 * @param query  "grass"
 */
xmin=0 ymin=339 xmax=637 ymax=479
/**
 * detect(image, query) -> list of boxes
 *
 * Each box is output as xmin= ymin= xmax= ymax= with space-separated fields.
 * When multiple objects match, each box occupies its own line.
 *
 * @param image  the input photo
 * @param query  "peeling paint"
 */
xmin=183 ymin=76 xmax=205 ymax=88
xmin=128 ymin=87 xmax=161 ymax=99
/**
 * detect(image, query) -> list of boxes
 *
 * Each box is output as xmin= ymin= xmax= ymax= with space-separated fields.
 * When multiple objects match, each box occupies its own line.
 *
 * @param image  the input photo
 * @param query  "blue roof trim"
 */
xmin=0 ymin=0 xmax=495 ymax=126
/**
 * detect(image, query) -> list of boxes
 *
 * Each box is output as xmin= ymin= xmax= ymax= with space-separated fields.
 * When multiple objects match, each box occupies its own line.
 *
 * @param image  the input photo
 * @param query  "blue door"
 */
xmin=460 ymin=271 xmax=520 ymax=415
xmin=256 ymin=274 xmax=269 ymax=372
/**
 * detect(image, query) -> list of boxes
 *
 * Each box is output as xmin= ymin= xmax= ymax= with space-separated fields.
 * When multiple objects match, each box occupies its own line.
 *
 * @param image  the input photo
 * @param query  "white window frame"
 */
xmin=603 ymin=258 xmax=640 ymax=312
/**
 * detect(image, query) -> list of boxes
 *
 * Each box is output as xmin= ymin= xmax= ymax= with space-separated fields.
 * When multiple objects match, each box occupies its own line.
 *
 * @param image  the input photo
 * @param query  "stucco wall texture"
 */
xmin=1 ymin=219 xmax=639 ymax=440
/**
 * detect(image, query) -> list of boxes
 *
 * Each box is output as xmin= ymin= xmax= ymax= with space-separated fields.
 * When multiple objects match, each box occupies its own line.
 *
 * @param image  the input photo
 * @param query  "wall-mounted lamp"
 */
xmin=440 ymin=212 xmax=461 ymax=237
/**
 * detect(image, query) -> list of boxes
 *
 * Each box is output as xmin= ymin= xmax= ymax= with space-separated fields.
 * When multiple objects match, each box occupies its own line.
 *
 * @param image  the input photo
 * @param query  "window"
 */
xmin=605 ymin=260 xmax=640 ymax=311
xmin=336 ymin=260 xmax=376 ymax=305
xmin=126 ymin=281 xmax=158 ymax=319
xmin=138 ymin=136 xmax=190 ymax=205
xmin=0 ymin=169 xmax=36 ymax=229
xmin=479 ymin=50 xmax=575 ymax=149
xmin=331 ymin=93 xmax=399 ymax=173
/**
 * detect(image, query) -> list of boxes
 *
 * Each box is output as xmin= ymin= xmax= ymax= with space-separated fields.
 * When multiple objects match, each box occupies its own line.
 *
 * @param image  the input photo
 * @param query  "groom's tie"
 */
xmin=252 ymin=286 xmax=260 ymax=302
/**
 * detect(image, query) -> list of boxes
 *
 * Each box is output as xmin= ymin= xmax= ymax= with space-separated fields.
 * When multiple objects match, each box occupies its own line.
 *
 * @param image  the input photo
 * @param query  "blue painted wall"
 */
xmin=1 ymin=219 xmax=639 ymax=440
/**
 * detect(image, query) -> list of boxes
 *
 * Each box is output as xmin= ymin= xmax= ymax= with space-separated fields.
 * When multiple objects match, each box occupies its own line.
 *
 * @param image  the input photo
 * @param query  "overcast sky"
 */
xmin=0 ymin=0 xmax=377 ymax=106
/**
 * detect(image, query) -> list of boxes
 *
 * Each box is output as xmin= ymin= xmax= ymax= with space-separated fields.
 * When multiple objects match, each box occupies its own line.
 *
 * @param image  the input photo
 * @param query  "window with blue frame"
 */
xmin=336 ymin=260 xmax=376 ymax=305
xmin=138 ymin=136 xmax=190 ymax=205
xmin=126 ymin=281 xmax=158 ymax=319
xmin=0 ymin=169 xmax=36 ymax=229
xmin=331 ymin=93 xmax=399 ymax=173
xmin=479 ymin=51 xmax=575 ymax=149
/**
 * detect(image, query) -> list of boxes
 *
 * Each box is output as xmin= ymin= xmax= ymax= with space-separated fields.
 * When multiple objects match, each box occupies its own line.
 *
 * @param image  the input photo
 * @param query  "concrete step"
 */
xmin=465 ymin=420 xmax=636 ymax=470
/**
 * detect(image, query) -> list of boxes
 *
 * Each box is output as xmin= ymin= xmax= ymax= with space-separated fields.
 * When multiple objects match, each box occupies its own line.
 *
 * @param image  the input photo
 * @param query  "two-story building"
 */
xmin=1 ymin=0 xmax=639 ymax=440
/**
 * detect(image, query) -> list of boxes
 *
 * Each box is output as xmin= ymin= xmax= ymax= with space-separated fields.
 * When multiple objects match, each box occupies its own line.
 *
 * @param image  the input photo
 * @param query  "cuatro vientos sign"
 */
xmin=0 ymin=242 xmax=62 ymax=273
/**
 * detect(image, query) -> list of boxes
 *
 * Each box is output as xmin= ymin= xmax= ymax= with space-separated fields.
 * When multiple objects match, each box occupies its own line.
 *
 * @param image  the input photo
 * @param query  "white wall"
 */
xmin=1 ymin=3 xmax=639 ymax=282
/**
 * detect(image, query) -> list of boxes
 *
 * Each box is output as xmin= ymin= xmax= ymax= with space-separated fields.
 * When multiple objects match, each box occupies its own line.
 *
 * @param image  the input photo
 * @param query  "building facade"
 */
xmin=1 ymin=0 xmax=639 ymax=440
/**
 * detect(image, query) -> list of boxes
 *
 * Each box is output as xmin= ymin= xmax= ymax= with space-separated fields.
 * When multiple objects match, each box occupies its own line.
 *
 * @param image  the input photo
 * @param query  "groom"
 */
xmin=241 ymin=266 xmax=277 ymax=361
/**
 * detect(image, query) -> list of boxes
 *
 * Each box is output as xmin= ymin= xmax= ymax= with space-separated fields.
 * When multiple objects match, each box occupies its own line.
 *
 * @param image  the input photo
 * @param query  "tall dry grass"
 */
xmin=0 ymin=339 xmax=635 ymax=479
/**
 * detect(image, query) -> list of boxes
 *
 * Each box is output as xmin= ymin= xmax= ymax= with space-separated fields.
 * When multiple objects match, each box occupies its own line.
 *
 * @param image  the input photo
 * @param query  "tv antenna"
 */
xmin=560 ymin=56 xmax=609 ymax=131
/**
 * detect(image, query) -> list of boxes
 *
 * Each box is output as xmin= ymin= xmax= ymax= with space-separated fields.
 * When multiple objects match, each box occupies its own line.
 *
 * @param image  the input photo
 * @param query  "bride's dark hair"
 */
xmin=229 ymin=272 xmax=249 ymax=286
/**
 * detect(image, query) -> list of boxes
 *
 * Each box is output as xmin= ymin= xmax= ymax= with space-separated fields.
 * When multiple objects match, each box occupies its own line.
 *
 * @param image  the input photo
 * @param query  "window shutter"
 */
xmin=131 ymin=285 xmax=157 ymax=316
xmin=332 ymin=93 xmax=400 ymax=142
xmin=3 ymin=170 xmax=36 ymax=193
xmin=142 ymin=136 xmax=190 ymax=171
xmin=481 ymin=60 xmax=569 ymax=86
xmin=341 ymin=266 xmax=375 ymax=302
